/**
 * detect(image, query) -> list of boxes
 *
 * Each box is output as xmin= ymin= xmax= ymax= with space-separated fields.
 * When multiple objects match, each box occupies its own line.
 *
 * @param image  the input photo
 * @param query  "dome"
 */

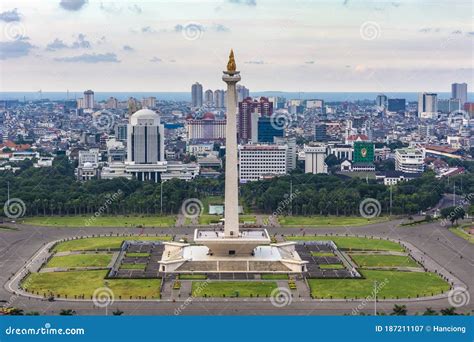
xmin=130 ymin=109 xmax=160 ymax=126
xmin=202 ymin=112 xmax=215 ymax=120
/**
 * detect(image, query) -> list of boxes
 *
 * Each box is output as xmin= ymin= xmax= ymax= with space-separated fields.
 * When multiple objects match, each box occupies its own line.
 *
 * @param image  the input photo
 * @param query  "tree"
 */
xmin=440 ymin=307 xmax=458 ymax=316
xmin=59 ymin=309 xmax=76 ymax=316
xmin=391 ymin=304 xmax=407 ymax=316
xmin=8 ymin=308 xmax=24 ymax=316
xmin=440 ymin=206 xmax=465 ymax=226
xmin=422 ymin=307 xmax=437 ymax=316
xmin=112 ymin=309 xmax=124 ymax=316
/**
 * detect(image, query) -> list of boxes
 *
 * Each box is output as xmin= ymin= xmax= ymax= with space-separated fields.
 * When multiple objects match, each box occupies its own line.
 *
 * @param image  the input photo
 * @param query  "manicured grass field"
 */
xmin=198 ymin=215 xmax=223 ymax=225
xmin=279 ymin=216 xmax=388 ymax=227
xmin=179 ymin=274 xmax=207 ymax=280
xmin=287 ymin=236 xmax=404 ymax=252
xmin=350 ymin=254 xmax=419 ymax=268
xmin=192 ymin=281 xmax=278 ymax=297
xmin=46 ymin=254 xmax=112 ymax=268
xmin=201 ymin=196 xmax=224 ymax=214
xmin=125 ymin=252 xmax=150 ymax=257
xmin=21 ymin=215 xmax=176 ymax=227
xmin=449 ymin=227 xmax=474 ymax=244
xmin=52 ymin=236 xmax=171 ymax=252
xmin=261 ymin=274 xmax=289 ymax=280
xmin=308 ymin=270 xmax=450 ymax=299
xmin=240 ymin=215 xmax=256 ymax=224
xmin=319 ymin=264 xmax=345 ymax=269
xmin=23 ymin=270 xmax=161 ymax=299
xmin=119 ymin=263 xmax=146 ymax=270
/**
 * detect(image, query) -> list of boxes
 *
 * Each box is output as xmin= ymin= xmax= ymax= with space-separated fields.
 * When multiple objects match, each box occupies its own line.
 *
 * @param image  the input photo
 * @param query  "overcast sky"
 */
xmin=0 ymin=0 xmax=472 ymax=92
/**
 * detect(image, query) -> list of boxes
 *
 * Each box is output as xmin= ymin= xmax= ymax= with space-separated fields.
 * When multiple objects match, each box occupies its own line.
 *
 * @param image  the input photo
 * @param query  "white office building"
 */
xmin=418 ymin=93 xmax=438 ymax=119
xmin=395 ymin=148 xmax=425 ymax=173
xmin=238 ymin=144 xmax=288 ymax=182
xmin=304 ymin=144 xmax=328 ymax=174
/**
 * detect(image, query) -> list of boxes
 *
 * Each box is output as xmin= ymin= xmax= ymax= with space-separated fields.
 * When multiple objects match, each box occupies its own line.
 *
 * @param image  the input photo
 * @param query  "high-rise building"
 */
xmin=437 ymin=98 xmax=461 ymax=113
xmin=315 ymin=123 xmax=328 ymax=142
xmin=238 ymin=97 xmax=273 ymax=143
xmin=127 ymin=109 xmax=164 ymax=165
xmin=451 ymin=83 xmax=468 ymax=105
xmin=304 ymin=144 xmax=328 ymax=174
xmin=257 ymin=116 xmax=284 ymax=143
xmin=238 ymin=144 xmax=288 ymax=182
xmin=376 ymin=94 xmax=387 ymax=108
xmin=387 ymin=98 xmax=406 ymax=112
xmin=186 ymin=113 xmax=226 ymax=141
xmin=306 ymin=99 xmax=324 ymax=110
xmin=418 ymin=93 xmax=438 ymax=119
xmin=84 ymin=90 xmax=94 ymax=109
xmin=106 ymin=97 xmax=118 ymax=109
xmin=213 ymin=90 xmax=225 ymax=108
xmin=275 ymin=136 xmax=297 ymax=171
xmin=115 ymin=123 xmax=127 ymax=141
xmin=204 ymin=89 xmax=214 ymax=107
xmin=236 ymin=85 xmax=249 ymax=102
xmin=142 ymin=96 xmax=156 ymax=109
xmin=191 ymin=82 xmax=203 ymax=108
xmin=395 ymin=148 xmax=425 ymax=173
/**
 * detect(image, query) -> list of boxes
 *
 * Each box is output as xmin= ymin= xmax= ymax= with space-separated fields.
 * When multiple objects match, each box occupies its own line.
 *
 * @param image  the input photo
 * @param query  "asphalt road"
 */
xmin=0 ymin=218 xmax=473 ymax=316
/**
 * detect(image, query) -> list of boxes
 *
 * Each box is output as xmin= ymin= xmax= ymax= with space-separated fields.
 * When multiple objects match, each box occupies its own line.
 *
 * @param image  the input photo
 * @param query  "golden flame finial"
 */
xmin=227 ymin=49 xmax=236 ymax=72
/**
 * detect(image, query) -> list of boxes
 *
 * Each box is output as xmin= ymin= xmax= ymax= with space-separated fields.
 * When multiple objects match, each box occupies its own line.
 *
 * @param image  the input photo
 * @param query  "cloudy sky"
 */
xmin=0 ymin=0 xmax=472 ymax=92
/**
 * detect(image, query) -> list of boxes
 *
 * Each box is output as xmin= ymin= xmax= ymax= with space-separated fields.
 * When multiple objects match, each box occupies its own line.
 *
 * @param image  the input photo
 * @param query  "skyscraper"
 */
xmin=376 ymin=94 xmax=387 ymax=108
xmin=451 ymin=83 xmax=468 ymax=105
xmin=214 ymin=89 xmax=225 ymax=108
xmin=236 ymin=85 xmax=249 ymax=102
xmin=204 ymin=89 xmax=214 ymax=107
xmin=127 ymin=109 xmax=164 ymax=164
xmin=387 ymin=98 xmax=406 ymax=112
xmin=191 ymin=82 xmax=203 ymax=108
xmin=418 ymin=93 xmax=438 ymax=119
xmin=83 ymin=89 xmax=94 ymax=110
xmin=238 ymin=97 xmax=273 ymax=143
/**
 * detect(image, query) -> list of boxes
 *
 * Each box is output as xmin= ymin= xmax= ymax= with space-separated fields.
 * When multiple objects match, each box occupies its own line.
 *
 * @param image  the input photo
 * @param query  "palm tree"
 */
xmin=391 ymin=304 xmax=407 ymax=315
xmin=440 ymin=307 xmax=458 ymax=316
xmin=423 ymin=307 xmax=437 ymax=316
xmin=59 ymin=309 xmax=76 ymax=316
xmin=112 ymin=309 xmax=124 ymax=316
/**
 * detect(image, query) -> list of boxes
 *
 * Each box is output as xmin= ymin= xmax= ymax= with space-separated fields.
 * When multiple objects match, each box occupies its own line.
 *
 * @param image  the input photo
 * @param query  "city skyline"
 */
xmin=0 ymin=0 xmax=472 ymax=92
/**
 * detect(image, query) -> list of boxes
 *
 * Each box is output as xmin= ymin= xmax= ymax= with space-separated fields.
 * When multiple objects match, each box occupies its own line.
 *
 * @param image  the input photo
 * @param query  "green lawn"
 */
xmin=319 ymin=264 xmax=345 ymax=269
xmin=53 ymin=236 xmax=171 ymax=252
xmin=23 ymin=270 xmax=161 ymax=299
xmin=311 ymin=251 xmax=335 ymax=257
xmin=287 ymin=236 xmax=404 ymax=252
xmin=119 ymin=263 xmax=146 ymax=270
xmin=21 ymin=215 xmax=176 ymax=227
xmin=350 ymin=254 xmax=419 ymax=268
xmin=192 ymin=281 xmax=278 ymax=297
xmin=198 ymin=215 xmax=223 ymax=225
xmin=240 ymin=215 xmax=256 ymax=224
xmin=46 ymin=254 xmax=112 ymax=268
xmin=308 ymin=270 xmax=450 ymax=299
xmin=261 ymin=274 xmax=289 ymax=280
xmin=449 ymin=227 xmax=474 ymax=244
xmin=179 ymin=274 xmax=208 ymax=280
xmin=279 ymin=216 xmax=388 ymax=227
xmin=126 ymin=252 xmax=150 ymax=258
xmin=201 ymin=196 xmax=224 ymax=214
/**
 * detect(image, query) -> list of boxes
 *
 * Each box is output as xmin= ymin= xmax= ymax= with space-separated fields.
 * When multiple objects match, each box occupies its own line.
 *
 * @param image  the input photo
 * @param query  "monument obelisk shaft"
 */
xmin=223 ymin=50 xmax=241 ymax=238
